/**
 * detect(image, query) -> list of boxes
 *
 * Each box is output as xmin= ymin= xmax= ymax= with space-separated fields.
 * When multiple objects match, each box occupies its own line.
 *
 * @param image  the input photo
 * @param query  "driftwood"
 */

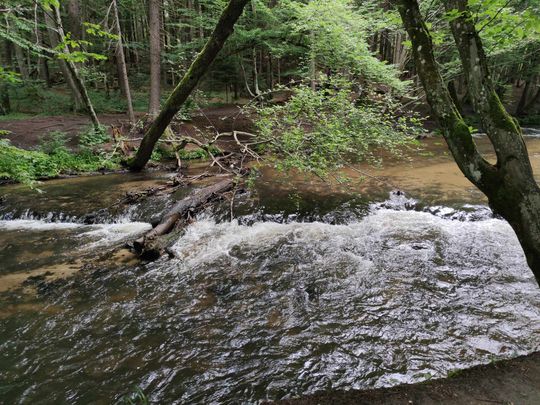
xmin=133 ymin=178 xmax=234 ymax=260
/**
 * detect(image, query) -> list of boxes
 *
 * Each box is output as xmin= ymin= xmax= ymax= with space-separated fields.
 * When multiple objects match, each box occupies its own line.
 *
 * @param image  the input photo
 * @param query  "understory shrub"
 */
xmin=0 ymin=138 xmax=118 ymax=185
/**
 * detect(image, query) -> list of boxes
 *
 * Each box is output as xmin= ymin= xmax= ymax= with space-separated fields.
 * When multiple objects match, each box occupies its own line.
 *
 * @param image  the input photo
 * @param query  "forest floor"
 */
xmin=0 ymin=105 xmax=253 ymax=150
xmin=279 ymin=352 xmax=540 ymax=405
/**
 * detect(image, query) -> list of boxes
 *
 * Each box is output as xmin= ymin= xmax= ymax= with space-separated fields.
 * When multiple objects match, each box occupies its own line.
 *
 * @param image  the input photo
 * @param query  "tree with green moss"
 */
xmin=392 ymin=0 xmax=540 ymax=285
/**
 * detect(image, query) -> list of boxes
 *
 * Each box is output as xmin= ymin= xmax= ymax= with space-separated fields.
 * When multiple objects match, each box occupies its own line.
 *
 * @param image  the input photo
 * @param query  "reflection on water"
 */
xmin=0 ymin=131 xmax=539 ymax=404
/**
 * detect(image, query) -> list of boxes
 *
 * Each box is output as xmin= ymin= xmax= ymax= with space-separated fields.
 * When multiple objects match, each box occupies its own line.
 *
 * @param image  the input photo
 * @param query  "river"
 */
xmin=1 ymin=131 xmax=540 ymax=403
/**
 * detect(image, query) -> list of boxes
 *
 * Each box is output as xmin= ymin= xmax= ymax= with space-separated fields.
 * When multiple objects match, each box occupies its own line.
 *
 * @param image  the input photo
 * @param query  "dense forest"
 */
xmin=1 ymin=0 xmax=540 ymax=403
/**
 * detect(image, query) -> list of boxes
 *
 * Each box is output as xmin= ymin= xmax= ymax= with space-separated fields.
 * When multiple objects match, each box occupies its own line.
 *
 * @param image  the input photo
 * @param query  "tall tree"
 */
xmin=148 ymin=0 xmax=161 ymax=117
xmin=128 ymin=0 xmax=251 ymax=171
xmin=49 ymin=4 xmax=101 ymax=130
xmin=112 ymin=0 xmax=135 ymax=123
xmin=44 ymin=6 xmax=84 ymax=110
xmin=392 ymin=0 xmax=540 ymax=285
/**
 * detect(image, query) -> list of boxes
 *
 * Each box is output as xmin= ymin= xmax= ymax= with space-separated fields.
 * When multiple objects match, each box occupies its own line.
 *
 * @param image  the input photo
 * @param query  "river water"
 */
xmin=1 ymin=131 xmax=540 ymax=403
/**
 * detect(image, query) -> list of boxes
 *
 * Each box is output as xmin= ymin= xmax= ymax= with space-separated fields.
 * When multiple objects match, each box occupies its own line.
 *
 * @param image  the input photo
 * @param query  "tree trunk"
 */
xmin=112 ymin=0 xmax=135 ymax=123
xmin=11 ymin=23 xmax=29 ymax=80
xmin=1 ymin=40 xmax=11 ymax=114
xmin=447 ymin=80 xmax=463 ymax=115
xmin=134 ymin=178 xmax=234 ymax=260
xmin=515 ymin=80 xmax=531 ymax=116
xmin=127 ymin=0 xmax=250 ymax=171
xmin=66 ymin=0 xmax=82 ymax=39
xmin=0 ymin=83 xmax=10 ymax=115
xmin=34 ymin=6 xmax=51 ymax=86
xmin=148 ymin=0 xmax=162 ymax=117
xmin=393 ymin=0 xmax=540 ymax=285
xmin=310 ymin=30 xmax=316 ymax=91
xmin=523 ymin=86 xmax=540 ymax=115
xmin=51 ymin=5 xmax=101 ymax=130
xmin=44 ymin=8 xmax=84 ymax=110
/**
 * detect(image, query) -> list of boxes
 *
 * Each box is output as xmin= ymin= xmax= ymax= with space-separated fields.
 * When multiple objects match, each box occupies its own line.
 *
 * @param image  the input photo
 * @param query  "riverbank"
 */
xmin=279 ymin=352 xmax=540 ymax=404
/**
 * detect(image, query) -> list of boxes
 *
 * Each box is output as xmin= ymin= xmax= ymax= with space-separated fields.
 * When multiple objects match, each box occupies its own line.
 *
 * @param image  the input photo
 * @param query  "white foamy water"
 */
xmin=0 ymin=219 xmax=152 ymax=249
xmin=1 ymin=207 xmax=539 ymax=404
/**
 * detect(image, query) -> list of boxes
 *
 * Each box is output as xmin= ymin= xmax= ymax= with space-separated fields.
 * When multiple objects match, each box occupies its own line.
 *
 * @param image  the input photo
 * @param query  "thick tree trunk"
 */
xmin=522 ymin=84 xmax=540 ymax=116
xmin=13 ymin=46 xmax=29 ymax=80
xmin=127 ymin=0 xmax=250 ymax=171
xmin=66 ymin=0 xmax=82 ymax=39
xmin=1 ymin=41 xmax=11 ymax=114
xmin=148 ymin=0 xmax=162 ymax=117
xmin=10 ymin=21 xmax=29 ymax=80
xmin=394 ymin=0 xmax=540 ymax=285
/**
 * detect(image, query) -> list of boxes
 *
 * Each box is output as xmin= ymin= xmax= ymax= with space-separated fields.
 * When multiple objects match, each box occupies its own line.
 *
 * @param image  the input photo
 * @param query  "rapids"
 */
xmin=1 ymin=131 xmax=540 ymax=403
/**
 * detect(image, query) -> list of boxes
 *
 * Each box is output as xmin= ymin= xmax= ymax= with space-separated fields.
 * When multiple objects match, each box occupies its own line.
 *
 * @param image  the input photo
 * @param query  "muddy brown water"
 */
xmin=0 ymin=131 xmax=540 ymax=404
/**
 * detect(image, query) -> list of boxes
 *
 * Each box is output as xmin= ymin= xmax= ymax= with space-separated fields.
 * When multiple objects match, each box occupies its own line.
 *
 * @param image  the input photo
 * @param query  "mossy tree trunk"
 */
xmin=393 ymin=0 xmax=540 ymax=285
xmin=127 ymin=0 xmax=250 ymax=171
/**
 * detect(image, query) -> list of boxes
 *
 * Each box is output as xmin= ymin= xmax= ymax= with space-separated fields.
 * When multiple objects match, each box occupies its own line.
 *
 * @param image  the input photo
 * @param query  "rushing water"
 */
xmin=1 ymin=133 xmax=540 ymax=404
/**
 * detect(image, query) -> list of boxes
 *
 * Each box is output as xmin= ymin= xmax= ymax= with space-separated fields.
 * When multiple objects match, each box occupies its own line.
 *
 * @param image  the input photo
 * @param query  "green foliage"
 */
xmin=8 ymin=84 xmax=73 ymax=115
xmin=177 ymin=145 xmax=221 ymax=160
xmin=39 ymin=130 xmax=70 ymax=154
xmin=0 ymin=137 xmax=118 ymax=185
xmin=40 ymin=0 xmax=60 ymax=10
xmin=290 ymin=0 xmax=407 ymax=92
xmin=0 ymin=68 xmax=21 ymax=84
xmin=255 ymin=77 xmax=423 ymax=177
xmin=55 ymin=32 xmax=108 ymax=63
xmin=83 ymin=22 xmax=120 ymax=41
xmin=79 ymin=125 xmax=110 ymax=146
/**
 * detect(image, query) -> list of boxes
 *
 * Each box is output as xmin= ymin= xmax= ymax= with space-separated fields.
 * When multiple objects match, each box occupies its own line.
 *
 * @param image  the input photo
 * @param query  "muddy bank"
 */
xmin=278 ymin=352 xmax=540 ymax=404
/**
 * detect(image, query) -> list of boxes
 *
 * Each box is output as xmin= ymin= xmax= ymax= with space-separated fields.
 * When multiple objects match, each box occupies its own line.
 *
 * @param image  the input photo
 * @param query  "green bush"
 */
xmin=254 ymin=76 xmax=424 ymax=177
xmin=79 ymin=125 xmax=110 ymax=146
xmin=0 ymin=139 xmax=118 ymax=185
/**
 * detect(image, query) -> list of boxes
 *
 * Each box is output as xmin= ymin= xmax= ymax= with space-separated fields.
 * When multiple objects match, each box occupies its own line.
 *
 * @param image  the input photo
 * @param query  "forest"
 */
xmin=1 ymin=0 xmax=540 ymax=403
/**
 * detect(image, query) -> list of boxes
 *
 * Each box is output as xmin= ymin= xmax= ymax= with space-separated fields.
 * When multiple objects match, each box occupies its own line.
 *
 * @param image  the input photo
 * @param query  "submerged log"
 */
xmin=134 ymin=178 xmax=234 ymax=260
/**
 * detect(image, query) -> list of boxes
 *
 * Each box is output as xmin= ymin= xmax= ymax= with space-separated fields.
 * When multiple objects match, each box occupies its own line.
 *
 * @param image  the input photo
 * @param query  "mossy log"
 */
xmin=133 ymin=178 xmax=234 ymax=260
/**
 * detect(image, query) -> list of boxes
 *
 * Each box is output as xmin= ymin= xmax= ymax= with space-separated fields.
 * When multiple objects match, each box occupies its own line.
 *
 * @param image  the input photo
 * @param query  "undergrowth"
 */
xmin=0 ymin=131 xmax=118 ymax=185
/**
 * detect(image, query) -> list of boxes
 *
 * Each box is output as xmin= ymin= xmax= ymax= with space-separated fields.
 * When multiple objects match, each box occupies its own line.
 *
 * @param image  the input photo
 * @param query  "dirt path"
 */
xmin=278 ymin=352 xmax=540 ymax=405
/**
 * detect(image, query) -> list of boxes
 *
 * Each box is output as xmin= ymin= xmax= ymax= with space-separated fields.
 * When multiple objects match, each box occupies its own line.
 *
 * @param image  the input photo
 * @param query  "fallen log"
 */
xmin=133 ymin=178 xmax=234 ymax=260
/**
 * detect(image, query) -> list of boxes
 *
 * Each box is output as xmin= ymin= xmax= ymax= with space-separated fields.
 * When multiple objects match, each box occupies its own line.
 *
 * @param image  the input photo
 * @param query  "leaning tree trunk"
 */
xmin=127 ymin=0 xmax=251 ymax=171
xmin=112 ymin=0 xmax=135 ymax=123
xmin=393 ymin=0 xmax=540 ymax=285
xmin=148 ymin=0 xmax=162 ymax=117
